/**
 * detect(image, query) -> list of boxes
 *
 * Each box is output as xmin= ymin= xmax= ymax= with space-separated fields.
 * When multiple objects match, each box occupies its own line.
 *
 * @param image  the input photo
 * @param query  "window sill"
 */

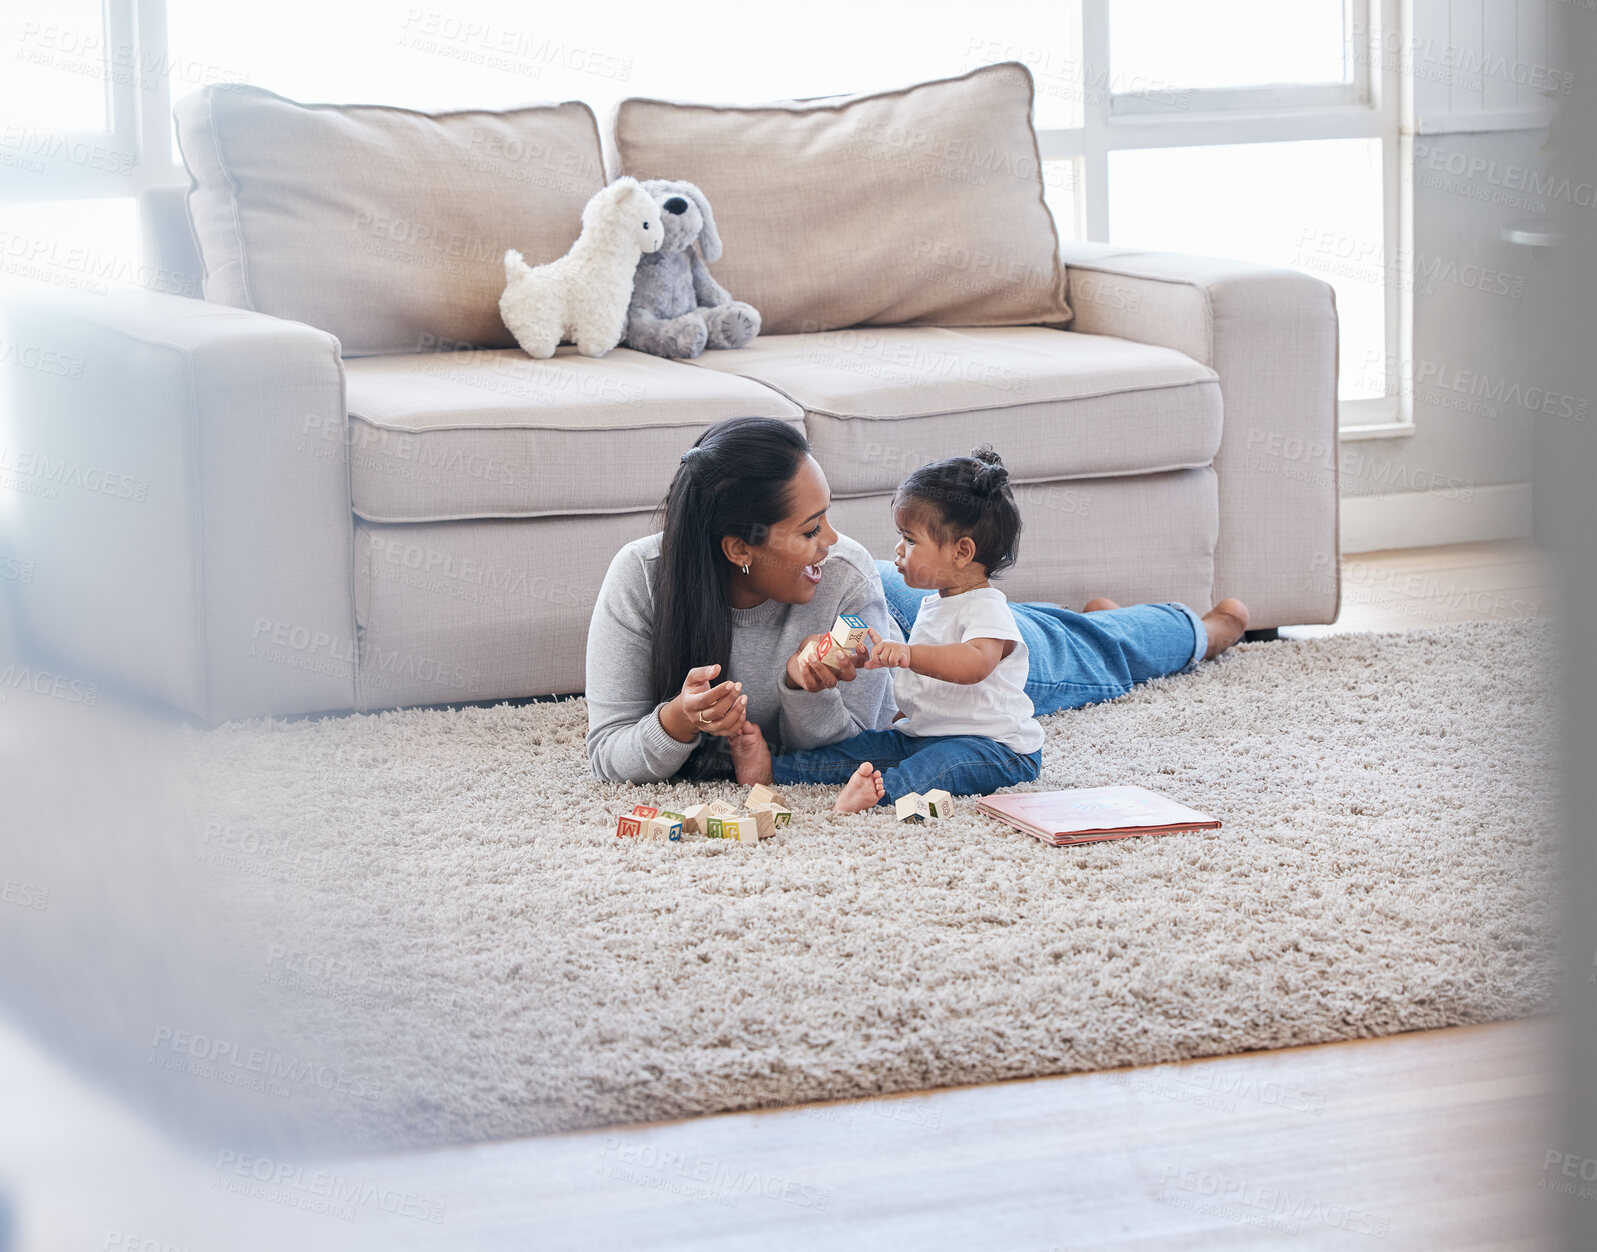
xmin=1339 ymin=420 xmax=1415 ymax=442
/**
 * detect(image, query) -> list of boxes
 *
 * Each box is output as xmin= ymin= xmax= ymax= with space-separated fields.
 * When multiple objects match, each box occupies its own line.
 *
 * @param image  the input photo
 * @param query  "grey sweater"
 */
xmin=585 ymin=532 xmax=899 ymax=783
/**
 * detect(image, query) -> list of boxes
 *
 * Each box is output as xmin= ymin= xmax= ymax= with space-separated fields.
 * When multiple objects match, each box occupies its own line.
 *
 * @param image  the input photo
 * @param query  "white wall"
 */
xmin=1340 ymin=0 xmax=1568 ymax=549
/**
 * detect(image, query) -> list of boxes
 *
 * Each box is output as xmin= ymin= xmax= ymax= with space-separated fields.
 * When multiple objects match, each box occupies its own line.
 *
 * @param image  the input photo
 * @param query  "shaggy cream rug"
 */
xmin=0 ymin=621 xmax=1560 ymax=1152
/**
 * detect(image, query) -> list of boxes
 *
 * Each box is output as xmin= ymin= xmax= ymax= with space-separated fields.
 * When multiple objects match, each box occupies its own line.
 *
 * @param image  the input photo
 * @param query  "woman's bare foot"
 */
xmin=729 ymin=721 xmax=774 ymax=785
xmin=833 ymin=762 xmax=885 ymax=813
xmin=1083 ymin=597 xmax=1121 ymax=612
xmin=1202 ymin=597 xmax=1250 ymax=660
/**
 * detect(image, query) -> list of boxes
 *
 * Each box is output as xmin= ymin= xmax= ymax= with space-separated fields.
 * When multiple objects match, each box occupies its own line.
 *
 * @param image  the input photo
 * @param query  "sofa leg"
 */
xmin=1243 ymin=628 xmax=1281 ymax=642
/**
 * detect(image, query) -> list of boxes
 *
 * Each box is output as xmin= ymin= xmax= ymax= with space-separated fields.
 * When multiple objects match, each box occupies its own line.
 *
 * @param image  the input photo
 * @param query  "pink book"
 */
xmin=976 ymin=785 xmax=1219 ymax=846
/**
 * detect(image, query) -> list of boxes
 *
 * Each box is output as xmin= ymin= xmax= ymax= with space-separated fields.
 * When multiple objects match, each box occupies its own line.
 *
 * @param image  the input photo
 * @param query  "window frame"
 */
xmin=1 ymin=0 xmax=178 ymax=202
xmin=1039 ymin=0 xmax=1413 ymax=438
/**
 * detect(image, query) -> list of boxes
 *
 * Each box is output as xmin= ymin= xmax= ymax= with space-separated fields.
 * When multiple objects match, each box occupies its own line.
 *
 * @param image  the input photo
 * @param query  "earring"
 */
xmin=741 ymin=563 xmax=751 ymax=575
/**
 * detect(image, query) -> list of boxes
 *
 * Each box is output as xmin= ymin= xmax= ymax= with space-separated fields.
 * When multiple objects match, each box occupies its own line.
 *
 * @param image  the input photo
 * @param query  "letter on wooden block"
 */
xmin=644 ymin=816 xmax=682 ymax=841
xmin=616 ymin=814 xmax=643 ymax=838
xmin=631 ymin=804 xmax=659 ymax=819
xmin=830 ymin=614 xmax=868 ymax=653
xmin=895 ymin=792 xmax=930 ymax=822
xmin=924 ymin=789 xmax=953 ymax=817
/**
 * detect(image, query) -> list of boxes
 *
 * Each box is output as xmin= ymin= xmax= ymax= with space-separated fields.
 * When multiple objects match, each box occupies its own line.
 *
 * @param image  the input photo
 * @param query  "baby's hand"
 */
xmin=867 ymin=636 xmax=913 ymax=670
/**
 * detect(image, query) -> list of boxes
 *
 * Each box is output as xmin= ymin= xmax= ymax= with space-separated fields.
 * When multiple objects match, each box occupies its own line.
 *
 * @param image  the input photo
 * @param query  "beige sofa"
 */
xmin=2 ymin=66 xmax=1339 ymax=723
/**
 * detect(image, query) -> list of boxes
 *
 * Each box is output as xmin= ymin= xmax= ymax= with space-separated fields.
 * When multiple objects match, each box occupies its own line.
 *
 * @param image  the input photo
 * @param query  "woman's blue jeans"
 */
xmin=875 ymin=562 xmax=1206 ymax=716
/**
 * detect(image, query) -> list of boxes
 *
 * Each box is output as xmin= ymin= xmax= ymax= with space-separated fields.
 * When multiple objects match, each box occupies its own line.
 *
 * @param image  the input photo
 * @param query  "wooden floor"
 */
xmin=0 ymin=541 xmax=1564 ymax=1251
xmin=1280 ymin=539 xmax=1555 ymax=637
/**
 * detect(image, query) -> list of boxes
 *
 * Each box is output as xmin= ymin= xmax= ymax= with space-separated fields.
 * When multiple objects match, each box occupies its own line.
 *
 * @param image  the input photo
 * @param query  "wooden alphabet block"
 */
xmin=707 ymin=800 xmax=737 ymax=817
xmin=722 ymin=816 xmax=759 ymax=843
xmin=799 ymin=635 xmax=840 ymax=669
xmin=894 ymin=792 xmax=930 ymax=822
xmin=680 ymin=803 xmax=711 ymax=835
xmin=706 ymin=815 xmax=725 ymax=839
xmin=830 ymin=613 xmax=869 ymax=653
xmin=767 ymin=805 xmax=793 ymax=828
xmin=923 ymin=789 xmax=953 ymax=818
xmin=644 ymin=815 xmax=682 ymax=841
xmin=616 ymin=814 xmax=643 ymax=838
xmin=745 ymin=784 xmax=786 ymax=810
xmin=631 ymin=804 xmax=659 ymax=819
xmin=746 ymin=806 xmax=776 ymax=840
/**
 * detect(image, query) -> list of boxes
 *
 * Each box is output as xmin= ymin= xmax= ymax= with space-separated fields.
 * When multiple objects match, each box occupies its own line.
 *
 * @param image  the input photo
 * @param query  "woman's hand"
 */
xmin=866 ymin=631 xmax=914 ymax=671
xmin=659 ymin=663 xmax=747 ymax=743
xmin=784 ymin=632 xmax=870 ymax=692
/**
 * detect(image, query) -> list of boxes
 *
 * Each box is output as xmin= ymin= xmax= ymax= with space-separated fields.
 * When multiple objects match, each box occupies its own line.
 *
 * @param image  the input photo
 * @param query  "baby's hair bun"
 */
xmin=969 ymin=444 xmax=1009 ymax=497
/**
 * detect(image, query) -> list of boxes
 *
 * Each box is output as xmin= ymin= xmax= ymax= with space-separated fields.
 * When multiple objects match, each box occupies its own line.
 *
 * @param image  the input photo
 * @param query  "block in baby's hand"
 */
xmin=745 ymin=784 xmax=786 ymax=810
xmin=923 ymin=789 xmax=954 ymax=817
xmin=895 ymin=792 xmax=931 ymax=822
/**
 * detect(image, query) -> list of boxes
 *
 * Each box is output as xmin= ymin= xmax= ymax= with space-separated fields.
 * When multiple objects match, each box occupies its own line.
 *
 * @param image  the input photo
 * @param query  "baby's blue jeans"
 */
xmin=875 ymin=562 xmax=1206 ymax=716
xmin=771 ymin=728 xmax=1041 ymax=804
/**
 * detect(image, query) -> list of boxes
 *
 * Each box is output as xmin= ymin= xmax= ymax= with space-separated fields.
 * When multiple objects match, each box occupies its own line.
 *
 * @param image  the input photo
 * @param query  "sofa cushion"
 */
xmin=686 ymin=327 xmax=1222 ymax=496
xmin=613 ymin=63 xmax=1070 ymax=336
xmin=174 ymin=85 xmax=605 ymax=356
xmin=342 ymin=348 xmax=803 ymax=523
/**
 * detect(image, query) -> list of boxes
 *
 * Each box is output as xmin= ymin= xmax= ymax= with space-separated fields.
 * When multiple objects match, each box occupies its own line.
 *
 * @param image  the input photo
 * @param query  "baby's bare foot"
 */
xmin=1083 ymin=597 xmax=1121 ymax=613
xmin=1202 ymin=597 xmax=1250 ymax=660
xmin=833 ymin=762 xmax=885 ymax=813
xmin=729 ymin=722 xmax=773 ymax=785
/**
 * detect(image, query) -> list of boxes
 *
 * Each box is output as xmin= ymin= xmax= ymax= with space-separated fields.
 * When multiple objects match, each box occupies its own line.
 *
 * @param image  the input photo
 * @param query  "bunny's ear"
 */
xmin=679 ymin=182 xmax=722 ymax=263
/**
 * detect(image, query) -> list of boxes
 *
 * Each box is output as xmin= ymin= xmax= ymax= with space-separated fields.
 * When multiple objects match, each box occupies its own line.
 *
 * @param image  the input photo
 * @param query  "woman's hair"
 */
xmin=650 ymin=417 xmax=813 ymax=706
xmin=894 ymin=444 xmax=1022 ymax=578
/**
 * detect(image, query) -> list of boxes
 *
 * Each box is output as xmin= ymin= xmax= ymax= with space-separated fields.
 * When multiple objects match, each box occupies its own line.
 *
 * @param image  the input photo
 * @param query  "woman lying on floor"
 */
xmin=583 ymin=416 xmax=1249 ymax=792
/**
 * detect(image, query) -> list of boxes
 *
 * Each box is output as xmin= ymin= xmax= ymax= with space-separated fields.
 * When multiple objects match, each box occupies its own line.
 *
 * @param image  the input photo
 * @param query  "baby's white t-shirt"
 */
xmin=893 ymin=587 xmax=1045 ymax=755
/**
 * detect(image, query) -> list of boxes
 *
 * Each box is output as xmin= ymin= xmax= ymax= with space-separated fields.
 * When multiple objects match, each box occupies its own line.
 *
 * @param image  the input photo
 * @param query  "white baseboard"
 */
xmin=1339 ymin=481 xmax=1532 ymax=553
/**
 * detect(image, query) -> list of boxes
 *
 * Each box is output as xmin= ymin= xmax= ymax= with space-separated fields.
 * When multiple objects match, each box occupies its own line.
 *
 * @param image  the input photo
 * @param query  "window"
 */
xmin=1 ymin=0 xmax=157 ymax=199
xmin=0 ymin=0 xmax=169 ymax=301
xmin=1033 ymin=0 xmax=1409 ymax=432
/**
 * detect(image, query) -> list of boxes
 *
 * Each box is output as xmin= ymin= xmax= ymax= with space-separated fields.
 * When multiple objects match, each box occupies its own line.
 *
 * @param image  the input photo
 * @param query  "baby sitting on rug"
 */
xmin=730 ymin=445 xmax=1046 ymax=813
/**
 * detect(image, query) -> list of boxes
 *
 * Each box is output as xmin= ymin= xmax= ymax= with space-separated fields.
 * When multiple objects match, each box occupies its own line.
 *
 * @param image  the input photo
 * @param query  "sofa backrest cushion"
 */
xmin=174 ymin=85 xmax=605 ymax=356
xmin=612 ymin=63 xmax=1071 ymax=336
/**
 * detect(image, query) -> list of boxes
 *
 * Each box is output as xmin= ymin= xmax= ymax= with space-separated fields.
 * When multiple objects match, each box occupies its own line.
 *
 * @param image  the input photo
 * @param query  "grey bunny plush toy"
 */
xmin=622 ymin=179 xmax=760 ymax=359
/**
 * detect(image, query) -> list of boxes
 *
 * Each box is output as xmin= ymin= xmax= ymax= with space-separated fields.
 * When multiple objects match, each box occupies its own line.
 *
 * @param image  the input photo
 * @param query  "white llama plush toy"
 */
xmin=500 ymin=177 xmax=664 ymax=359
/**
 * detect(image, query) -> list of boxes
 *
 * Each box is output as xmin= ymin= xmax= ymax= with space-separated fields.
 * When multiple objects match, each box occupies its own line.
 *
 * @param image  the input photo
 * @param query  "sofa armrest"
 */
xmin=1 ymin=289 xmax=356 ymax=721
xmin=1062 ymin=242 xmax=1340 ymax=628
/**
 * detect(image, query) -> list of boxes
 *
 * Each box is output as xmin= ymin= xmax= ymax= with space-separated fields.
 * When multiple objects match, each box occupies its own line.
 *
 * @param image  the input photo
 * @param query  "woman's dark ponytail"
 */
xmin=650 ymin=417 xmax=811 ymax=707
